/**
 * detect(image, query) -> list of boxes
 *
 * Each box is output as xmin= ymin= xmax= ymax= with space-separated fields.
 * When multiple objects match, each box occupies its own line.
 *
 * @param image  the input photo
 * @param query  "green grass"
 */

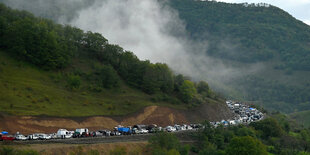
xmin=290 ymin=110 xmax=310 ymax=128
xmin=0 ymin=51 xmax=189 ymax=117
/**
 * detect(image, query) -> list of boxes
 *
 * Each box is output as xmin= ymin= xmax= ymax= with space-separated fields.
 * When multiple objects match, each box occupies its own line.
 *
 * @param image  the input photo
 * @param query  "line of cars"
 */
xmin=0 ymin=132 xmax=53 ymax=141
xmin=0 ymin=100 xmax=264 ymax=142
xmin=219 ymin=100 xmax=264 ymax=126
xmin=0 ymin=124 xmax=199 ymax=141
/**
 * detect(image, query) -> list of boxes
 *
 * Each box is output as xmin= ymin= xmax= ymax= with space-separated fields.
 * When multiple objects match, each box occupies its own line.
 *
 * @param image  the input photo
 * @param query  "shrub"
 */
xmin=66 ymin=74 xmax=81 ymax=90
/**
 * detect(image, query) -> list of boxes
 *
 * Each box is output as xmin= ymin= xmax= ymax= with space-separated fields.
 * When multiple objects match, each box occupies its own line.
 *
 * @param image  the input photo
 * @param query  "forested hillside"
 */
xmin=169 ymin=0 xmax=310 ymax=71
xmin=1 ymin=0 xmax=309 ymax=114
xmin=0 ymin=3 xmax=218 ymax=116
xmin=168 ymin=0 xmax=310 ymax=113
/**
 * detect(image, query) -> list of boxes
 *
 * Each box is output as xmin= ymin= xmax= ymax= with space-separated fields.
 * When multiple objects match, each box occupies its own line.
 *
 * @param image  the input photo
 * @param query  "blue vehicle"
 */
xmin=117 ymin=127 xmax=132 ymax=135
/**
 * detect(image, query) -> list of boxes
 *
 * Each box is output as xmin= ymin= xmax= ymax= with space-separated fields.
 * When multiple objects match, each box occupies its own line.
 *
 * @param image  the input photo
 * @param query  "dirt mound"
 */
xmin=0 ymin=101 xmax=233 ymax=134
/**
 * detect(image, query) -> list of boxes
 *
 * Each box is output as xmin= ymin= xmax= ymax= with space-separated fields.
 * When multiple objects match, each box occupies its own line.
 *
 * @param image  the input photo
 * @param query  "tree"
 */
xmin=225 ymin=136 xmax=268 ymax=155
xmin=4 ymin=18 xmax=71 ymax=69
xmin=83 ymin=31 xmax=107 ymax=56
xmin=179 ymin=80 xmax=197 ymax=103
xmin=98 ymin=65 xmax=119 ymax=88
xmin=142 ymin=63 xmax=174 ymax=94
xmin=197 ymin=81 xmax=209 ymax=94
xmin=250 ymin=118 xmax=284 ymax=139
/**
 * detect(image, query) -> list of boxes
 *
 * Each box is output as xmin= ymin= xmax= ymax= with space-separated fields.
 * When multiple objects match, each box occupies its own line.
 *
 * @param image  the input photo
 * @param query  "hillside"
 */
xmin=167 ymin=0 xmax=310 ymax=113
xmin=290 ymin=110 xmax=310 ymax=128
xmin=0 ymin=3 xmax=226 ymax=117
xmin=1 ymin=1 xmax=310 ymax=115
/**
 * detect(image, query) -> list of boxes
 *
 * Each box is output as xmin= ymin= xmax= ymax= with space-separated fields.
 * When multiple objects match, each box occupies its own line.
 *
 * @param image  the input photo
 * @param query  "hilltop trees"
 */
xmin=4 ymin=17 xmax=71 ymax=69
xmin=0 ymin=3 xmax=214 ymax=105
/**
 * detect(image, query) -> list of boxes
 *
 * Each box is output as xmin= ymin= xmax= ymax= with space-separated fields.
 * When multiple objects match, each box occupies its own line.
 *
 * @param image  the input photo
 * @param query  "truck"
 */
xmin=117 ymin=127 xmax=132 ymax=135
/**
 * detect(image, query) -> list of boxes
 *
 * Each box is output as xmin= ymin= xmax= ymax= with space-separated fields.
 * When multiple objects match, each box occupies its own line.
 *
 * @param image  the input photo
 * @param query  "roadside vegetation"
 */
xmin=148 ymin=115 xmax=310 ymax=155
xmin=0 ymin=3 xmax=219 ymax=116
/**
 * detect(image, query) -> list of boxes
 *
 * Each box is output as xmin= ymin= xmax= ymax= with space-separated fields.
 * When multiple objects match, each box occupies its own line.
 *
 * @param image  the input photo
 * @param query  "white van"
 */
xmin=56 ymin=129 xmax=72 ymax=139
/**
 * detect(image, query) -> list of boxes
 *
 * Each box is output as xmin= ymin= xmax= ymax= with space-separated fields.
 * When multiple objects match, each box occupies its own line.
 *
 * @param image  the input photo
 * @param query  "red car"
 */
xmin=0 ymin=135 xmax=15 ymax=141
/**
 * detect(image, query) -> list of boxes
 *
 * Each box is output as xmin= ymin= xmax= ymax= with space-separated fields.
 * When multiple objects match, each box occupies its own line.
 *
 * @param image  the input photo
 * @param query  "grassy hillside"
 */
xmin=2 ymin=0 xmax=309 ymax=114
xmin=0 ymin=51 xmax=158 ymax=116
xmin=0 ymin=3 xmax=221 ymax=117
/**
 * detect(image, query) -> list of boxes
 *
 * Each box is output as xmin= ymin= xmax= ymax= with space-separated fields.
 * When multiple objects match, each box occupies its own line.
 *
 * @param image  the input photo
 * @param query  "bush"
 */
xmin=225 ymin=136 xmax=268 ymax=155
xmin=66 ymin=74 xmax=81 ymax=90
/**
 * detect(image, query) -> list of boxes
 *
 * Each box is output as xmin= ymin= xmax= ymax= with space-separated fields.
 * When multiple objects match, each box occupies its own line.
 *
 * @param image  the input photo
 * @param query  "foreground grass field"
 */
xmin=0 ymin=51 xmax=190 ymax=117
xmin=0 ymin=142 xmax=148 ymax=155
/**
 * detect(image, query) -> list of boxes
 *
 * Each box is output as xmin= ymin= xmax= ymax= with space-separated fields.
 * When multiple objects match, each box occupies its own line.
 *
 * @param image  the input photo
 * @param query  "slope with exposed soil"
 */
xmin=0 ymin=101 xmax=233 ymax=134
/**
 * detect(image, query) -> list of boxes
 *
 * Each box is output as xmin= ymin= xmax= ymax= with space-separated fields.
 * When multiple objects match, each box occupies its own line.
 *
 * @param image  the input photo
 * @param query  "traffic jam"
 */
xmin=0 ymin=101 xmax=264 ymax=142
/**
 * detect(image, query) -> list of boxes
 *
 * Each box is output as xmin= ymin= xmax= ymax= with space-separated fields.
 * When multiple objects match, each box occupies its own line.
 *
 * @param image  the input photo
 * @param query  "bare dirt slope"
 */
xmin=0 ymin=102 xmax=233 ymax=134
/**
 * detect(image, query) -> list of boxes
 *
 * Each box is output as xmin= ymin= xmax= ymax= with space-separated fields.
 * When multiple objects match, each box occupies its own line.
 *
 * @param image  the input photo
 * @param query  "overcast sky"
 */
xmin=218 ymin=0 xmax=310 ymax=25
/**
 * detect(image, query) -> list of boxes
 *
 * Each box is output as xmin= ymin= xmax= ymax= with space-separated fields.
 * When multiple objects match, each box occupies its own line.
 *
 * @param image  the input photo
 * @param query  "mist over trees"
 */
xmin=168 ymin=0 xmax=310 ymax=113
xmin=0 ymin=3 xmax=215 ymax=105
xmin=1 ymin=0 xmax=310 ymax=113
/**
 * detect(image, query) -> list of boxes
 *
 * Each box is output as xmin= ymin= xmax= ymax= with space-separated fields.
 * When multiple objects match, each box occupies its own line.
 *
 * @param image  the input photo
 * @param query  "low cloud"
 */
xmin=70 ymin=0 xmax=264 ymax=84
xmin=0 ymin=0 xmax=266 ymax=94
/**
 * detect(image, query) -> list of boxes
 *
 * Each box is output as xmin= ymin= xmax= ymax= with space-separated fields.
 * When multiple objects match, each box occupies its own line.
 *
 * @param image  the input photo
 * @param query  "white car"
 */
xmin=132 ymin=128 xmax=140 ymax=134
xmin=140 ymin=129 xmax=149 ymax=134
xmin=27 ymin=134 xmax=39 ymax=140
xmin=38 ymin=134 xmax=51 ymax=140
xmin=186 ymin=125 xmax=193 ymax=130
xmin=50 ymin=133 xmax=57 ymax=139
xmin=166 ymin=126 xmax=176 ymax=132
xmin=15 ymin=134 xmax=27 ymax=140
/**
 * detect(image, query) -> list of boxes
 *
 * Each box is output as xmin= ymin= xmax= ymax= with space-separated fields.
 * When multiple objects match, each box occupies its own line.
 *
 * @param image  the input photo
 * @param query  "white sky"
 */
xmin=217 ymin=0 xmax=310 ymax=25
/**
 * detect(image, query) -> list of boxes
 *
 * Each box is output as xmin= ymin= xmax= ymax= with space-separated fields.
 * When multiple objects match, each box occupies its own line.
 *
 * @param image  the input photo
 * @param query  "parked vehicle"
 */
xmin=117 ymin=127 xmax=132 ymax=135
xmin=1 ymin=135 xmax=15 ymax=141
xmin=38 ymin=133 xmax=51 ymax=140
xmin=110 ymin=131 xmax=121 ymax=136
xmin=140 ymin=129 xmax=149 ymax=134
xmin=15 ymin=134 xmax=27 ymax=140
xmin=27 ymin=134 xmax=39 ymax=140
xmin=165 ymin=126 xmax=176 ymax=132
xmin=74 ymin=128 xmax=90 ymax=138
xmin=56 ymin=129 xmax=72 ymax=139
xmin=132 ymin=128 xmax=140 ymax=134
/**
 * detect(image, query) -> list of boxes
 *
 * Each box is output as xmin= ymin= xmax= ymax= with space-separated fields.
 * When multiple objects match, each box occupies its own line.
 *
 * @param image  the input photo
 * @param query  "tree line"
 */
xmin=146 ymin=114 xmax=310 ymax=155
xmin=169 ymin=0 xmax=310 ymax=71
xmin=0 ymin=3 xmax=215 ymax=104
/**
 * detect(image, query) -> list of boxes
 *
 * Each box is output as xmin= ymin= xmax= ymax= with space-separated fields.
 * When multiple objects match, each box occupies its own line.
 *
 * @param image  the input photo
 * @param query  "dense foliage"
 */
xmin=233 ymin=76 xmax=310 ymax=113
xmin=147 ymin=115 xmax=310 ymax=155
xmin=168 ymin=0 xmax=310 ymax=71
xmin=168 ymin=0 xmax=310 ymax=113
xmin=0 ymin=3 xmax=216 ymax=105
